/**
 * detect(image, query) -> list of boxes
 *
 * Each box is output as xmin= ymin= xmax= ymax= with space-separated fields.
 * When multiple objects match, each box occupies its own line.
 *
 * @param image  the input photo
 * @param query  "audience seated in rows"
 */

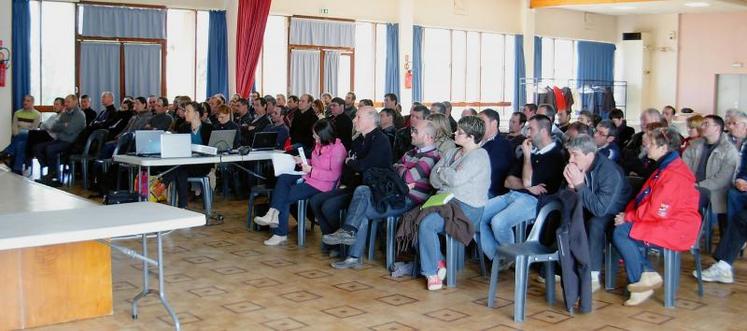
xmin=34 ymin=94 xmax=86 ymax=186
xmin=426 ymin=113 xmax=457 ymax=156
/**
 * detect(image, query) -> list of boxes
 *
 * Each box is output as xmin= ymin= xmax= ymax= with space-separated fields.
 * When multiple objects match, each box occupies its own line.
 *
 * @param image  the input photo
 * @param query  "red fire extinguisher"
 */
xmin=0 ymin=40 xmax=9 ymax=88
xmin=404 ymin=70 xmax=413 ymax=89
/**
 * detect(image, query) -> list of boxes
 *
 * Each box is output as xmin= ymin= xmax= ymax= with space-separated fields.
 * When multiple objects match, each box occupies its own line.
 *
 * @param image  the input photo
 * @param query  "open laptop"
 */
xmin=250 ymin=132 xmax=277 ymax=151
xmin=134 ymin=130 xmax=164 ymax=156
xmin=208 ymin=130 xmax=236 ymax=153
xmin=160 ymin=134 xmax=192 ymax=158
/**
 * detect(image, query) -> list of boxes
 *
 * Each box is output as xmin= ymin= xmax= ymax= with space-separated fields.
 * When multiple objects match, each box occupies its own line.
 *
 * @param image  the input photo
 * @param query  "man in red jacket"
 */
xmin=612 ymin=127 xmax=700 ymax=306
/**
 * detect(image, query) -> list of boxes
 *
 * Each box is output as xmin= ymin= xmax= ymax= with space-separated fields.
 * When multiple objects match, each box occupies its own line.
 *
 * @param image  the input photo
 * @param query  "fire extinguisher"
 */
xmin=0 ymin=40 xmax=10 ymax=88
xmin=405 ymin=70 xmax=413 ymax=89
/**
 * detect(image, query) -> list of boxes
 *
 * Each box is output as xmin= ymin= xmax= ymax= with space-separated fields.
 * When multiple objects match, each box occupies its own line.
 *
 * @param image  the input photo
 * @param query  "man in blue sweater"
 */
xmin=478 ymin=109 xmax=515 ymax=197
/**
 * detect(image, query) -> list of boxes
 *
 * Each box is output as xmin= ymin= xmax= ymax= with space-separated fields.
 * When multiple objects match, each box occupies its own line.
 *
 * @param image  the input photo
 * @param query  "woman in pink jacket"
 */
xmin=255 ymin=119 xmax=346 ymax=246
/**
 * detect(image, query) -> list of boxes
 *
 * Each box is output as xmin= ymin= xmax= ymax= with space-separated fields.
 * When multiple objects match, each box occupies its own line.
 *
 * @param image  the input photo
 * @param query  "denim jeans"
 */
xmin=715 ymin=208 xmax=747 ymax=265
xmin=343 ymin=185 xmax=416 ymax=258
xmin=310 ymin=188 xmax=353 ymax=235
xmin=418 ymin=200 xmax=483 ymax=277
xmin=612 ymin=222 xmax=655 ymax=283
xmin=270 ymin=174 xmax=321 ymax=236
xmin=483 ymin=191 xmax=538 ymax=245
xmin=33 ymin=140 xmax=72 ymax=177
xmin=2 ymin=132 xmax=29 ymax=172
xmin=586 ymin=214 xmax=613 ymax=272
xmin=727 ymin=188 xmax=747 ymax=230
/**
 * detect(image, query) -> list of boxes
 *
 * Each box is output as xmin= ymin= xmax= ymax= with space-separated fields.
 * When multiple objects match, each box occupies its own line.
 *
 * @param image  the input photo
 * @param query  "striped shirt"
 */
xmin=394 ymin=146 xmax=441 ymax=204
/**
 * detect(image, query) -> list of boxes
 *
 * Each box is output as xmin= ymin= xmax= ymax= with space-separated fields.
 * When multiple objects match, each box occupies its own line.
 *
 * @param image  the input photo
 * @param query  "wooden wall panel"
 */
xmin=0 ymin=250 xmax=23 ymax=330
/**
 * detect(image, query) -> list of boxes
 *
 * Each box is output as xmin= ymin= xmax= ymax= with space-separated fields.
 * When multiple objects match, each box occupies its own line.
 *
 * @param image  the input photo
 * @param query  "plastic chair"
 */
xmin=368 ymin=216 xmax=399 ymax=270
xmin=68 ymin=129 xmax=108 ymax=190
xmin=168 ymin=176 xmax=213 ymax=216
xmin=296 ymin=199 xmax=311 ymax=247
xmin=487 ymin=200 xmax=562 ymax=323
xmin=246 ymin=184 xmax=273 ymax=230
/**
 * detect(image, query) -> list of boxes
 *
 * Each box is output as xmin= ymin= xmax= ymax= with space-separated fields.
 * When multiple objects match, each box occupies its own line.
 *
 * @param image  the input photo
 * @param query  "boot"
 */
xmin=254 ymin=208 xmax=279 ymax=227
xmin=627 ymin=272 xmax=663 ymax=293
xmin=624 ymin=289 xmax=654 ymax=306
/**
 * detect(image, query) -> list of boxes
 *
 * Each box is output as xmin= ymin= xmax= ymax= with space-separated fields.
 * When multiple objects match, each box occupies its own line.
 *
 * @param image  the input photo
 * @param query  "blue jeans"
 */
xmin=613 ymin=222 xmax=655 ymax=283
xmin=2 ymin=132 xmax=29 ymax=172
xmin=270 ymin=174 xmax=321 ymax=236
xmin=418 ymin=201 xmax=483 ymax=277
xmin=483 ymin=191 xmax=538 ymax=245
xmin=727 ymin=188 xmax=747 ymax=229
xmin=343 ymin=185 xmax=416 ymax=258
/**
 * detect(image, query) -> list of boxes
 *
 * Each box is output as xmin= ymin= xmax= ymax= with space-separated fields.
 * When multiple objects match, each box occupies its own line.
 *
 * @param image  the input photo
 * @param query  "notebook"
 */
xmin=420 ymin=192 xmax=455 ymax=210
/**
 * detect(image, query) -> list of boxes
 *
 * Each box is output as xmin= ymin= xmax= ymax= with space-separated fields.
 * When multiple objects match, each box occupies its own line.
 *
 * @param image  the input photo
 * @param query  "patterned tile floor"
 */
xmin=33 ymin=189 xmax=747 ymax=331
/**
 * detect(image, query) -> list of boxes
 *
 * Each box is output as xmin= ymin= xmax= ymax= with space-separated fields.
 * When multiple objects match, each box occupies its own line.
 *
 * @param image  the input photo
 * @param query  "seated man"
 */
xmin=610 ymin=108 xmax=635 ymax=149
xmin=683 ymin=115 xmax=738 ymax=235
xmin=536 ymin=104 xmax=565 ymax=143
xmin=594 ymin=120 xmax=621 ymax=162
xmin=563 ymin=134 xmax=631 ymax=291
xmin=146 ymin=97 xmax=174 ymax=131
xmin=262 ymin=104 xmax=290 ymax=149
xmin=622 ymin=108 xmax=663 ymax=177
xmin=502 ymin=111 xmax=527 ymax=159
xmin=80 ymin=95 xmax=97 ymax=126
xmin=1 ymin=95 xmax=41 ymax=174
xmin=245 ymin=97 xmax=272 ymax=144
xmin=379 ymin=108 xmax=397 ymax=148
xmin=310 ymin=107 xmax=392 ymax=252
xmin=34 ymin=94 xmax=86 ymax=186
xmin=323 ymin=120 xmax=441 ymax=269
xmin=393 ymin=105 xmax=429 ymax=160
xmin=327 ymin=97 xmax=353 ymax=150
xmin=481 ymin=115 xmax=566 ymax=260
xmin=479 ymin=108 xmax=514 ymax=198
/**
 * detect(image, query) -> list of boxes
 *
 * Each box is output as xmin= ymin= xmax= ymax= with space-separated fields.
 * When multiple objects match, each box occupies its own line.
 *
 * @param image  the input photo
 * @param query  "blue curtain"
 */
xmin=80 ymin=42 xmax=120 ymax=111
xmin=514 ymin=35 xmax=526 ymax=112
xmin=412 ymin=25 xmax=424 ymax=103
xmin=207 ymin=10 xmax=229 ymax=99
xmin=577 ymin=41 xmax=616 ymax=82
xmin=12 ymin=0 xmax=31 ymax=111
xmin=385 ymin=23 xmax=400 ymax=97
xmin=125 ymin=44 xmax=161 ymax=98
xmin=533 ymin=36 xmax=542 ymax=80
xmin=81 ymin=5 xmax=165 ymax=39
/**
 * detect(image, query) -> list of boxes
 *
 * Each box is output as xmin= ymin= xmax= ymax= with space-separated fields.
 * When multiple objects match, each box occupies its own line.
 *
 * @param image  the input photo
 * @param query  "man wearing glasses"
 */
xmin=594 ymin=120 xmax=620 ymax=162
xmin=683 ymin=115 xmax=739 ymax=237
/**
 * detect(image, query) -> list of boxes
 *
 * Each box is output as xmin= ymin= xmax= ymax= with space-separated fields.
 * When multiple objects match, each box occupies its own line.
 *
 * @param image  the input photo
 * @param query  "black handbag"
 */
xmin=104 ymin=190 xmax=140 ymax=205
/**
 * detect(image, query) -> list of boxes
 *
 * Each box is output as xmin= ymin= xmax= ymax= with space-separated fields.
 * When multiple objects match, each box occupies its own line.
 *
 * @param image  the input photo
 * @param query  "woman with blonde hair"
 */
xmin=426 ymin=113 xmax=456 ymax=155
xmin=681 ymin=114 xmax=704 ymax=152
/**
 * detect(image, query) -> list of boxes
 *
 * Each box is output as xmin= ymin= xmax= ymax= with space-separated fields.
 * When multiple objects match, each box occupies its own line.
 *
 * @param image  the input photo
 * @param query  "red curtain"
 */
xmin=236 ymin=0 xmax=272 ymax=97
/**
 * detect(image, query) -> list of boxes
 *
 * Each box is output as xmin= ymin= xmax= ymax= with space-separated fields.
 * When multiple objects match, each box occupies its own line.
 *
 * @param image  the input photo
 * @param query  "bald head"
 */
xmin=354 ymin=106 xmax=379 ymax=134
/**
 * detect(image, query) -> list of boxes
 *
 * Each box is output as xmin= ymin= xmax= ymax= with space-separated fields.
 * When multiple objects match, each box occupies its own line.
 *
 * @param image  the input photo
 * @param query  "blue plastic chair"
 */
xmin=487 ymin=200 xmax=562 ymax=323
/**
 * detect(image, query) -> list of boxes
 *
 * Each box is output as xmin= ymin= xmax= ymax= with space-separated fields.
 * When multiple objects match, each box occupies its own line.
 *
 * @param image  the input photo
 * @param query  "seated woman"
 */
xmin=426 ymin=113 xmax=457 ymax=155
xmin=212 ymin=105 xmax=241 ymax=149
xmin=613 ymin=127 xmax=700 ymax=306
xmin=414 ymin=116 xmax=491 ymax=290
xmin=162 ymin=102 xmax=213 ymax=208
xmin=254 ymin=119 xmax=346 ymax=246
xmin=680 ymin=114 xmax=703 ymax=152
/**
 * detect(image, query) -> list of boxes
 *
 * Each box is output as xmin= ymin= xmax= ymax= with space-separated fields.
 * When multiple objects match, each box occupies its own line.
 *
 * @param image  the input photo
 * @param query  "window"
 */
xmin=253 ymin=15 xmax=288 ymax=97
xmin=420 ymin=27 xmax=516 ymax=113
xmin=30 ymin=0 xmax=76 ymax=106
xmin=166 ymin=9 xmax=209 ymax=102
xmin=422 ymin=28 xmax=451 ymax=102
xmin=539 ymin=37 xmax=577 ymax=86
xmin=352 ymin=22 xmax=387 ymax=104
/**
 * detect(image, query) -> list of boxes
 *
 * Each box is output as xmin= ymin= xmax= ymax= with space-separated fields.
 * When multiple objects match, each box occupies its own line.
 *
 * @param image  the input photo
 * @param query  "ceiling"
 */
xmin=551 ymin=0 xmax=747 ymax=15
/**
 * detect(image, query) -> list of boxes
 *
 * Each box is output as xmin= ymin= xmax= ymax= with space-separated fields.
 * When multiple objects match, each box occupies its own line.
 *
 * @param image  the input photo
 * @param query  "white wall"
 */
xmin=413 ymin=0 xmax=522 ymax=34
xmin=1 ymin=0 xmax=12 ymax=149
xmin=535 ymin=8 xmax=617 ymax=43
xmin=616 ymin=14 xmax=679 ymax=111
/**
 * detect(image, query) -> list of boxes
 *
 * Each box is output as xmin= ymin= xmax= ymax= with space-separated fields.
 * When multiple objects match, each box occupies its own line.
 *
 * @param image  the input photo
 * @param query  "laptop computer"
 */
xmin=208 ymin=129 xmax=236 ymax=153
xmin=134 ymin=130 xmax=164 ymax=156
xmin=160 ymin=134 xmax=192 ymax=158
xmin=250 ymin=132 xmax=277 ymax=151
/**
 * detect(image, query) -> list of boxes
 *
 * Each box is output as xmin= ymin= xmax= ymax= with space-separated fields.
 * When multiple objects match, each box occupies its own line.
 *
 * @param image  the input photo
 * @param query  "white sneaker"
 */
xmin=696 ymin=263 xmax=734 ymax=284
xmin=254 ymin=208 xmax=279 ymax=227
xmin=263 ymin=235 xmax=287 ymax=246
xmin=624 ymin=289 xmax=654 ymax=306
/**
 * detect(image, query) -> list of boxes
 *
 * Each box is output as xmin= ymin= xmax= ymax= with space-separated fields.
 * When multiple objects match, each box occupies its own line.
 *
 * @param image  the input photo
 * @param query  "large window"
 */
xmin=421 ymin=27 xmax=516 ymax=113
xmin=29 ymin=1 xmax=75 ymax=106
xmin=253 ymin=15 xmax=288 ymax=97
xmin=354 ymin=22 xmax=388 ymax=103
xmin=540 ymin=37 xmax=577 ymax=85
xmin=166 ymin=9 xmax=209 ymax=102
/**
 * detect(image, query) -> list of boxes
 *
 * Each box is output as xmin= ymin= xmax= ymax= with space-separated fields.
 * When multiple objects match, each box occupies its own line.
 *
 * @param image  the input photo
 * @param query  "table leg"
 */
xmin=156 ymin=232 xmax=180 ymax=330
xmin=131 ymin=234 xmax=149 ymax=319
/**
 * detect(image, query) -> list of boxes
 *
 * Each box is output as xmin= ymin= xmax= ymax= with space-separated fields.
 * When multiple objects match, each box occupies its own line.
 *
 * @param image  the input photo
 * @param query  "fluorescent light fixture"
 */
xmin=685 ymin=2 xmax=711 ymax=7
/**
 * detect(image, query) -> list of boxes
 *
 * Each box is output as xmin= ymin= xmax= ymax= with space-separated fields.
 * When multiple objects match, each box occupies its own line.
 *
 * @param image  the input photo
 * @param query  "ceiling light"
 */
xmin=685 ymin=2 xmax=711 ymax=7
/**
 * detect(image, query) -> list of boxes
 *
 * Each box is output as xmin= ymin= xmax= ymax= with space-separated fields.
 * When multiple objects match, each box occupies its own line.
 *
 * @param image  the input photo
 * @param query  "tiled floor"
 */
xmin=34 ymin=189 xmax=747 ymax=331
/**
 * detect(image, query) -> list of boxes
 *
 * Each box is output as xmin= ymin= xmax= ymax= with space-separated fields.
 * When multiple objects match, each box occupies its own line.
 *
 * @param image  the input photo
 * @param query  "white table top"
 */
xmin=113 ymin=150 xmax=279 ymax=166
xmin=0 ymin=202 xmax=206 ymax=250
xmin=0 ymin=169 xmax=96 ymax=215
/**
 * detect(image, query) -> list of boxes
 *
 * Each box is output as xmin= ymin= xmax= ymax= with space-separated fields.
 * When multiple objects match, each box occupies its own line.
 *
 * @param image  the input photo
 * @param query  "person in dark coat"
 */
xmin=327 ymin=97 xmax=353 ymax=150
xmin=563 ymin=134 xmax=632 ymax=292
xmin=289 ymin=94 xmax=319 ymax=154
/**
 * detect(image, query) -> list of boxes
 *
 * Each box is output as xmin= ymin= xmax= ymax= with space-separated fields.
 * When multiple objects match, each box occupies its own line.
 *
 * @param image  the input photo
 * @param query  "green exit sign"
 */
xmin=320 ymin=8 xmax=329 ymax=14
